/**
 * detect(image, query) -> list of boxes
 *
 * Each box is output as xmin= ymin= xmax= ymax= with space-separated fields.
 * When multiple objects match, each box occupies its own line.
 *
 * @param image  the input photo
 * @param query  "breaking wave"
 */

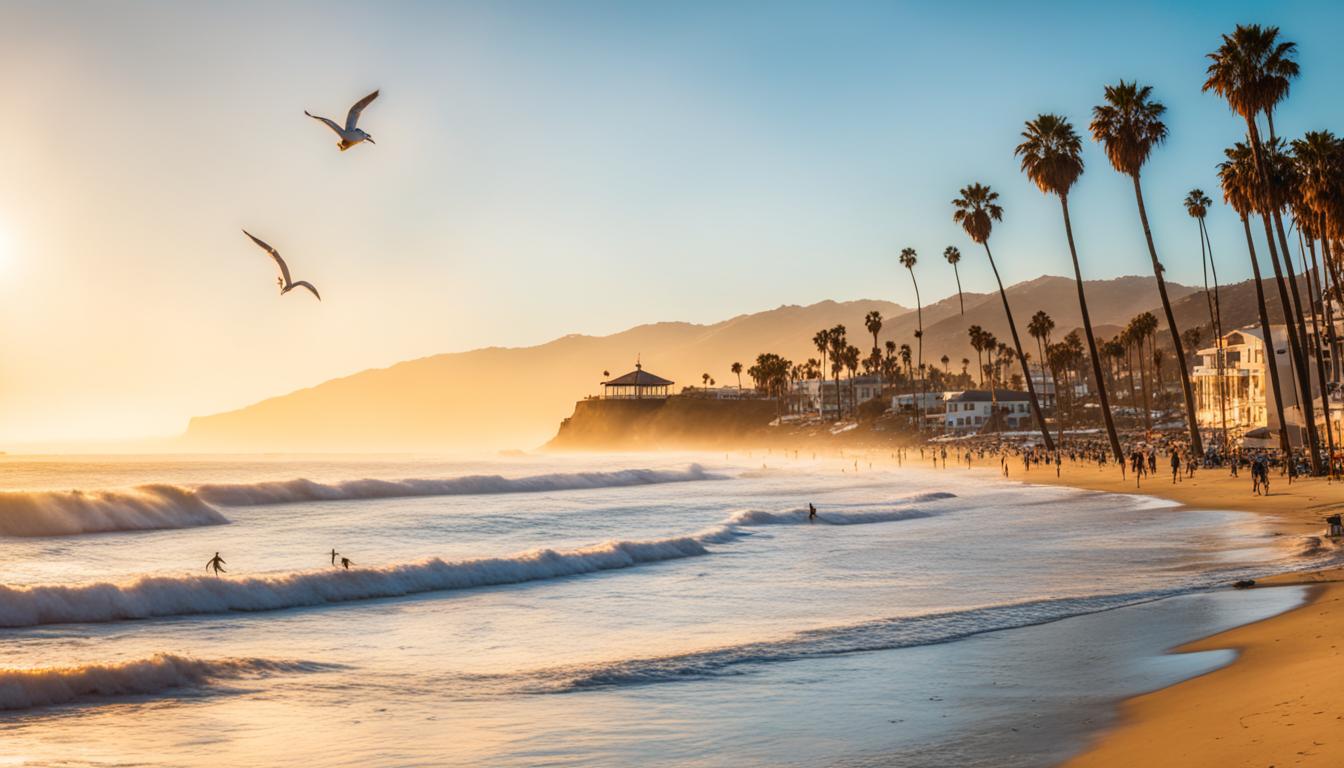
xmin=0 ymin=466 xmax=721 ymax=538
xmin=511 ymin=590 xmax=1180 ymax=693
xmin=0 ymin=495 xmax=948 ymax=628
xmin=0 ymin=654 xmax=334 ymax=711
xmin=0 ymin=486 xmax=228 ymax=537
xmin=194 ymin=465 xmax=722 ymax=506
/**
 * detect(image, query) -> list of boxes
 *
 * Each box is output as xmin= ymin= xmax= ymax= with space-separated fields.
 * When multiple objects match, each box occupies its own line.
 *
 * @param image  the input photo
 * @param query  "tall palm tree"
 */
xmin=944 ymin=246 xmax=965 ymax=314
xmin=812 ymin=329 xmax=832 ymax=417
xmin=951 ymin=183 xmax=1054 ymax=450
xmin=941 ymin=354 xmax=951 ymax=374
xmin=1015 ymin=114 xmax=1121 ymax=462
xmin=1293 ymin=131 xmax=1344 ymax=381
xmin=1089 ymin=81 xmax=1202 ymax=454
xmin=1185 ymin=189 xmax=1230 ymax=455
xmin=1219 ymin=143 xmax=1293 ymax=454
xmin=1028 ymin=310 xmax=1056 ymax=414
xmin=828 ymin=325 xmax=848 ymax=419
xmin=731 ymin=361 xmax=743 ymax=390
xmin=899 ymin=247 xmax=925 ymax=427
xmin=864 ymin=310 xmax=883 ymax=361
xmin=967 ymin=325 xmax=986 ymax=387
xmin=1205 ymin=24 xmax=1322 ymax=472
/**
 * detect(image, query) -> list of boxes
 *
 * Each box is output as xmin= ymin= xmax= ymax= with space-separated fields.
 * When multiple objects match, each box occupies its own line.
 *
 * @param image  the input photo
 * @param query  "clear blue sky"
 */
xmin=1 ymin=0 xmax=1340 ymax=441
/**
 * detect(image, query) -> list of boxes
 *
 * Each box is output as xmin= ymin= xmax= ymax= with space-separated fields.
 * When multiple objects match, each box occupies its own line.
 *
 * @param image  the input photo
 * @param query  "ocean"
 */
xmin=0 ymin=452 xmax=1321 ymax=766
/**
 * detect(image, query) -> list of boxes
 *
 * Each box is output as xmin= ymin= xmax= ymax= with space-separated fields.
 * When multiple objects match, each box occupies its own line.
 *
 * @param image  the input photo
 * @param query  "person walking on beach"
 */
xmin=205 ymin=552 xmax=226 ymax=576
xmin=808 ymin=503 xmax=817 ymax=522
xmin=1170 ymin=450 xmax=1181 ymax=484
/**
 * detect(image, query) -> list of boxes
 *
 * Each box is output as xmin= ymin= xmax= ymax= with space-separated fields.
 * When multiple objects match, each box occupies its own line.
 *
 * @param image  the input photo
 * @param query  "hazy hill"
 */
xmin=183 ymin=274 xmax=1196 ymax=451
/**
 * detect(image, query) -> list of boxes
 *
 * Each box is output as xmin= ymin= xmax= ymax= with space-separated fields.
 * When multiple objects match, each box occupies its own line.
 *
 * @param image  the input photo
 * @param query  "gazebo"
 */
xmin=601 ymin=363 xmax=674 ymax=399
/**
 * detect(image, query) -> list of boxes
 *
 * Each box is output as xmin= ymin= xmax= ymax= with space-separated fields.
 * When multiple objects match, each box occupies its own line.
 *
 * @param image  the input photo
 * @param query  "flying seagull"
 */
xmin=304 ymin=90 xmax=379 ymax=151
xmin=242 ymin=230 xmax=322 ymax=301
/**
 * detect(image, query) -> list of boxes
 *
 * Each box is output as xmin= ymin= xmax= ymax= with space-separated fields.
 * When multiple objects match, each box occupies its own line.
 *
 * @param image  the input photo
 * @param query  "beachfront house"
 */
xmin=939 ymin=390 xmax=1034 ymax=434
xmin=794 ymin=375 xmax=886 ymax=418
xmin=600 ymin=363 xmax=674 ymax=399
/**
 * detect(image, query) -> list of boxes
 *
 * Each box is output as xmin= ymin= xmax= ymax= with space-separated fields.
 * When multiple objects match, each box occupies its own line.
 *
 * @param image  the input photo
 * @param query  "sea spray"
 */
xmin=196 ymin=465 xmax=723 ymax=506
xmin=0 ymin=485 xmax=227 ymax=537
xmin=0 ymin=654 xmax=335 ymax=710
xmin=0 ymin=493 xmax=952 ymax=628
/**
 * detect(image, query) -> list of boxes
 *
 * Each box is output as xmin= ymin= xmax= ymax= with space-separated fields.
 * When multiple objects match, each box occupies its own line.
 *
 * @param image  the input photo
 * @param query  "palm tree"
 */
xmin=828 ymin=325 xmax=848 ymax=418
xmin=884 ymin=340 xmax=897 ymax=386
xmin=731 ymin=361 xmax=743 ymax=390
xmin=865 ymin=310 xmax=884 ymax=360
xmin=1217 ymin=143 xmax=1294 ymax=455
xmin=944 ymin=246 xmax=965 ymax=314
xmin=1015 ymin=115 xmax=1118 ymax=460
xmin=961 ymin=358 xmax=970 ymax=383
xmin=1185 ymin=188 xmax=1230 ymax=454
xmin=1089 ymin=81 xmax=1201 ymax=455
xmin=967 ymin=325 xmax=986 ymax=387
xmin=1028 ymin=310 xmax=1056 ymax=416
xmin=899 ymin=247 xmax=925 ymax=428
xmin=1205 ymin=24 xmax=1322 ymax=471
xmin=940 ymin=354 xmax=950 ymax=374
xmin=952 ymin=183 xmax=1054 ymax=450
xmin=702 ymin=373 xmax=710 ymax=390
xmin=812 ymin=329 xmax=831 ymax=416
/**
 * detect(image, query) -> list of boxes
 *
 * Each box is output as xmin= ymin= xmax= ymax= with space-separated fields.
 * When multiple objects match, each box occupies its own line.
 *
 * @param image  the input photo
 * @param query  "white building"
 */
xmin=793 ymin=375 xmax=886 ymax=417
xmin=939 ymin=390 xmax=1034 ymax=433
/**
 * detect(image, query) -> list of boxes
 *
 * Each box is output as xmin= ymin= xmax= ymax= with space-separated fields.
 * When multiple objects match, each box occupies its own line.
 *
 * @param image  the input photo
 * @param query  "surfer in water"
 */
xmin=808 ymin=503 xmax=817 ymax=522
xmin=206 ymin=552 xmax=226 ymax=576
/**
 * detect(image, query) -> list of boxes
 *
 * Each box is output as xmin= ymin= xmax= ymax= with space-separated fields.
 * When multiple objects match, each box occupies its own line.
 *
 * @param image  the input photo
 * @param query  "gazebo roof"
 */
xmin=603 ymin=367 xmax=674 ymax=387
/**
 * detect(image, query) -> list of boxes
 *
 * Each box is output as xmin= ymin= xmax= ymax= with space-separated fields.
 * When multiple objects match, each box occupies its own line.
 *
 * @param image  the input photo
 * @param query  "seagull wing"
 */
xmin=304 ymin=111 xmax=345 ymax=136
xmin=345 ymin=90 xmax=379 ymax=131
xmin=242 ymin=229 xmax=293 ymax=286
xmin=290 ymin=281 xmax=322 ymax=301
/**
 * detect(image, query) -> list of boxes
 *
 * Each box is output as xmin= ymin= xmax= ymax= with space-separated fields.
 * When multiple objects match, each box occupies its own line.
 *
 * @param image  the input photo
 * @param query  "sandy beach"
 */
xmin=1014 ymin=461 xmax=1344 ymax=767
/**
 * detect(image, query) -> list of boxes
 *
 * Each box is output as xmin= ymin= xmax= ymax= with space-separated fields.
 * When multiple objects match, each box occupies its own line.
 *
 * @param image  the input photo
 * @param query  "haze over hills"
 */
xmin=183 ymin=275 xmax=1199 ymax=451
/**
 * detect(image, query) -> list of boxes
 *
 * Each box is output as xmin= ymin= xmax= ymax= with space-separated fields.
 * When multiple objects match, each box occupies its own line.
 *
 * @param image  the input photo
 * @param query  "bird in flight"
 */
xmin=242 ymin=230 xmax=322 ymax=301
xmin=304 ymin=90 xmax=380 ymax=151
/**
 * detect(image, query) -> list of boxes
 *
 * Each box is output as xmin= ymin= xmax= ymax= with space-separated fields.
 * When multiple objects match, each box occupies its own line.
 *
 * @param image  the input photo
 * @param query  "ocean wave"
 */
xmin=0 ymin=654 xmax=333 ymax=711
xmin=0 ymin=495 xmax=942 ymax=628
xmin=0 ymin=485 xmax=228 ymax=537
xmin=511 ymin=590 xmax=1178 ymax=693
xmin=194 ymin=465 xmax=722 ymax=506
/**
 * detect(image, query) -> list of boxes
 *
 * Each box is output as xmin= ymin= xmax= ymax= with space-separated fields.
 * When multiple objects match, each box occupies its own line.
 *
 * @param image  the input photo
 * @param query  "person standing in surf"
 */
xmin=206 ymin=552 xmax=226 ymax=576
xmin=330 ymin=548 xmax=340 ymax=566
xmin=808 ymin=503 xmax=817 ymax=522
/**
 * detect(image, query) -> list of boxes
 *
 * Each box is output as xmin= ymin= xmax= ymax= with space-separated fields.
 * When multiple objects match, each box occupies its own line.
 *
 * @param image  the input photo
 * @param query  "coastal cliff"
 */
xmin=547 ymin=397 xmax=780 ymax=450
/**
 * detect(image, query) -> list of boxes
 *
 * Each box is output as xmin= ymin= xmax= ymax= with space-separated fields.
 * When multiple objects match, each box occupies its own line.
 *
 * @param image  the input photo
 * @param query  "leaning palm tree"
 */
xmin=1089 ymin=81 xmax=1201 ymax=455
xmin=899 ymin=247 xmax=926 ymax=427
xmin=951 ymin=183 xmax=1053 ymax=450
xmin=1184 ymin=189 xmax=1230 ymax=455
xmin=1015 ymin=114 xmax=1120 ymax=462
xmin=1205 ymin=24 xmax=1322 ymax=472
xmin=944 ymin=246 xmax=965 ymax=314
xmin=1219 ymin=143 xmax=1293 ymax=454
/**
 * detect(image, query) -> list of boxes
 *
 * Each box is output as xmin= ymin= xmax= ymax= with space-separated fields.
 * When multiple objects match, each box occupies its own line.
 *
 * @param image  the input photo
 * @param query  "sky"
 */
xmin=2 ymin=0 xmax=1343 ymax=444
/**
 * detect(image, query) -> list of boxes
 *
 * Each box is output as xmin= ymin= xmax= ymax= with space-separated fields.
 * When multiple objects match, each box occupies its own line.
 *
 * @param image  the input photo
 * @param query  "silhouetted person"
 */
xmin=330 ymin=548 xmax=339 ymax=566
xmin=340 ymin=557 xmax=353 ymax=570
xmin=1170 ymin=451 xmax=1181 ymax=484
xmin=206 ymin=552 xmax=226 ymax=576
xmin=808 ymin=503 xmax=817 ymax=522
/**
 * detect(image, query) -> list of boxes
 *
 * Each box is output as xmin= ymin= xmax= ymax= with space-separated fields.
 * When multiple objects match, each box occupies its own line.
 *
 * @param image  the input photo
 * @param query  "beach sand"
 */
xmin=1018 ymin=462 xmax=1344 ymax=767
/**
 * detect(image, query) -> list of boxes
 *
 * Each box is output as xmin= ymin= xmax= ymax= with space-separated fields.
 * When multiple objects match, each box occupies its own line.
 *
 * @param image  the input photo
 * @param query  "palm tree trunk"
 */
xmin=981 ymin=242 xmax=1054 ymax=450
xmin=1300 ymin=230 xmax=1336 ymax=471
xmin=1059 ymin=196 xmax=1124 ymax=463
xmin=1130 ymin=174 xmax=1201 ymax=453
xmin=953 ymin=264 xmax=965 ymax=315
xmin=1318 ymin=229 xmax=1343 ymax=381
xmin=1246 ymin=119 xmax=1323 ymax=472
xmin=1241 ymin=213 xmax=1294 ymax=454
xmin=910 ymin=271 xmax=925 ymax=434
xmin=1202 ymin=218 xmax=1230 ymax=460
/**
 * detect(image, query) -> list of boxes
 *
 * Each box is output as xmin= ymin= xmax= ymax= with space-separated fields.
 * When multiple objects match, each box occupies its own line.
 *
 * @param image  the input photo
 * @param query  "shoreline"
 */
xmin=1004 ymin=460 xmax=1344 ymax=766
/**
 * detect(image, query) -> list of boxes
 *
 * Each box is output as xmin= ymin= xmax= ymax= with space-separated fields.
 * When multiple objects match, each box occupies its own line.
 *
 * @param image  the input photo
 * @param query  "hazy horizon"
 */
xmin=6 ymin=0 xmax=1344 ymax=443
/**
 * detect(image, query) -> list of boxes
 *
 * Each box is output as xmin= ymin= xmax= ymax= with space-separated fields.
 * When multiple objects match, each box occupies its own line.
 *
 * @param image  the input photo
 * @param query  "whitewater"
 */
xmin=0 ymin=453 xmax=1322 ymax=767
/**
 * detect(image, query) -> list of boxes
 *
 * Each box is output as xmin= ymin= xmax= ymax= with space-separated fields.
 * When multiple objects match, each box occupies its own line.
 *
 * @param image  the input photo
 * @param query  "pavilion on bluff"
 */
xmin=601 ymin=363 xmax=674 ymax=399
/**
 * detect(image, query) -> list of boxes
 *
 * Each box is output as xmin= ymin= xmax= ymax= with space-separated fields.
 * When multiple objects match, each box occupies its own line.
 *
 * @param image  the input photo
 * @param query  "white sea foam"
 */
xmin=0 ymin=485 xmax=228 ymax=537
xmin=195 ymin=465 xmax=722 ymax=506
xmin=0 ymin=466 xmax=722 ymax=538
xmin=0 ymin=495 xmax=943 ymax=628
xmin=0 ymin=654 xmax=332 ymax=710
